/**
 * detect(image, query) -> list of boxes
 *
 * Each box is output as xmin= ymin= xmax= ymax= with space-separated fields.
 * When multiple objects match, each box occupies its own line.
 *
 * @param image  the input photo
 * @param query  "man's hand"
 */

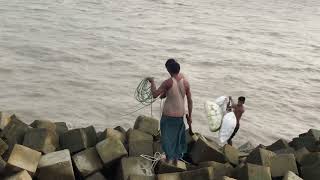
xmin=186 ymin=114 xmax=192 ymax=125
xmin=146 ymin=77 xmax=154 ymax=83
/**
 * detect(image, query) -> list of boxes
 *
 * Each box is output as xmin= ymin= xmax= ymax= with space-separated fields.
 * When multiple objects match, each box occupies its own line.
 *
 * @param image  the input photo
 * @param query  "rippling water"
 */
xmin=0 ymin=0 xmax=319 ymax=146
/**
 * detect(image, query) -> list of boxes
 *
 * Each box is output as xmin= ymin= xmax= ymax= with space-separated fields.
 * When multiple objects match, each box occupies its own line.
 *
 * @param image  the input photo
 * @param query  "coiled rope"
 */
xmin=134 ymin=78 xmax=156 ymax=105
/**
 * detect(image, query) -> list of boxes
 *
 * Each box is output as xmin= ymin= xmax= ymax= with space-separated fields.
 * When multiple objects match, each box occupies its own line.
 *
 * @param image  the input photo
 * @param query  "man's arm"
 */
xmin=147 ymin=78 xmax=169 ymax=98
xmin=229 ymin=96 xmax=236 ymax=108
xmin=185 ymin=80 xmax=193 ymax=124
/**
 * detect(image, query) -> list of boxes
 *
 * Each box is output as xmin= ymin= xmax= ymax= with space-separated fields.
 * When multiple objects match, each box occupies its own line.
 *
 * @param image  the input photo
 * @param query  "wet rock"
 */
xmin=133 ymin=115 xmax=159 ymax=136
xmin=270 ymin=154 xmax=299 ymax=178
xmin=239 ymin=163 xmax=272 ymax=180
xmin=86 ymin=172 xmax=107 ymax=180
xmin=7 ymin=144 xmax=41 ymax=174
xmin=37 ymin=149 xmax=75 ymax=180
xmin=223 ymin=144 xmax=239 ymax=165
xmin=266 ymin=139 xmax=290 ymax=152
xmin=282 ymin=171 xmax=303 ymax=180
xmin=118 ymin=157 xmax=153 ymax=180
xmin=4 ymin=170 xmax=32 ymax=180
xmin=96 ymin=138 xmax=127 ymax=166
xmin=190 ymin=136 xmax=225 ymax=163
xmin=246 ymin=148 xmax=276 ymax=167
xmin=72 ymin=147 xmax=103 ymax=177
xmin=156 ymin=160 xmax=186 ymax=174
xmin=23 ymin=128 xmax=59 ymax=154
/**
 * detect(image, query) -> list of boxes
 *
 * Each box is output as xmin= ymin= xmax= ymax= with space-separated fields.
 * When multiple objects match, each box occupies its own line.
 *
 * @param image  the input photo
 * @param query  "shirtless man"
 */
xmin=147 ymin=59 xmax=193 ymax=164
xmin=227 ymin=96 xmax=245 ymax=145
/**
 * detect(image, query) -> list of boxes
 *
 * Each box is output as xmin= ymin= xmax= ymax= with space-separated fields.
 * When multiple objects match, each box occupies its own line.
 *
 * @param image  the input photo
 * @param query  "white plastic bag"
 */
xmin=219 ymin=112 xmax=237 ymax=143
xmin=215 ymin=96 xmax=229 ymax=116
xmin=205 ymin=101 xmax=223 ymax=132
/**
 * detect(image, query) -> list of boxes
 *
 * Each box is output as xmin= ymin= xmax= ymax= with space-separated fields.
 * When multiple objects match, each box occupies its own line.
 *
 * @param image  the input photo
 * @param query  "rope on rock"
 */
xmin=140 ymin=152 xmax=165 ymax=170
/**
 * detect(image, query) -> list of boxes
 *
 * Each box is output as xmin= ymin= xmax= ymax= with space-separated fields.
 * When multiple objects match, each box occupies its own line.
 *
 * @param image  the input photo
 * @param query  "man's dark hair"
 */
xmin=165 ymin=58 xmax=180 ymax=74
xmin=238 ymin=96 xmax=246 ymax=103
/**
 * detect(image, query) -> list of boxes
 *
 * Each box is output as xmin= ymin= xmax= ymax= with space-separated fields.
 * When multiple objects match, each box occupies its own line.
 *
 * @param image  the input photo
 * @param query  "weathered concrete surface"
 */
xmin=1 ymin=115 xmax=29 ymax=146
xmin=128 ymin=130 xmax=153 ymax=157
xmin=96 ymin=138 xmax=127 ymax=165
xmin=246 ymin=148 xmax=276 ymax=167
xmin=0 ymin=138 xmax=8 ymax=155
xmin=266 ymin=139 xmax=290 ymax=152
xmin=283 ymin=171 xmax=303 ymax=180
xmin=114 ymin=126 xmax=127 ymax=134
xmin=180 ymin=167 xmax=215 ymax=180
xmin=54 ymin=122 xmax=68 ymax=136
xmin=84 ymin=126 xmax=97 ymax=148
xmin=86 ymin=172 xmax=107 ymax=180
xmin=294 ymin=147 xmax=309 ymax=165
xmin=128 ymin=175 xmax=155 ymax=180
xmin=59 ymin=128 xmax=88 ymax=154
xmin=23 ymin=128 xmax=59 ymax=154
xmin=223 ymin=144 xmax=239 ymax=165
xmin=98 ymin=128 xmax=126 ymax=144
xmin=133 ymin=115 xmax=159 ymax=136
xmin=299 ymin=152 xmax=320 ymax=180
xmin=153 ymin=141 xmax=164 ymax=154
xmin=38 ymin=149 xmax=75 ymax=180
xmin=30 ymin=120 xmax=56 ymax=131
xmin=7 ymin=144 xmax=41 ymax=173
xmin=0 ymin=157 xmax=6 ymax=173
xmin=156 ymin=160 xmax=187 ymax=174
xmin=157 ymin=172 xmax=182 ymax=180
xmin=119 ymin=157 xmax=153 ymax=180
xmin=239 ymin=163 xmax=272 ymax=180
xmin=4 ymin=170 xmax=32 ymax=180
xmin=289 ymin=136 xmax=317 ymax=152
xmin=238 ymin=141 xmax=255 ymax=153
xmin=270 ymin=154 xmax=299 ymax=178
xmin=190 ymin=136 xmax=225 ymax=163
xmin=72 ymin=147 xmax=103 ymax=177
xmin=198 ymin=161 xmax=233 ymax=179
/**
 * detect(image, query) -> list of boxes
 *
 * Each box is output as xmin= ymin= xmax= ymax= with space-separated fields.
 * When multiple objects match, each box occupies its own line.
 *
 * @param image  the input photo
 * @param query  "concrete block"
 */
xmin=72 ymin=147 xmax=103 ymax=177
xmin=282 ymin=171 xmax=303 ymax=180
xmin=289 ymin=136 xmax=317 ymax=152
xmin=128 ymin=175 xmax=155 ymax=180
xmin=153 ymin=141 xmax=164 ymax=154
xmin=300 ymin=152 xmax=320 ymax=167
xmin=180 ymin=167 xmax=215 ymax=180
xmin=239 ymin=163 xmax=272 ymax=180
xmin=114 ymin=126 xmax=127 ymax=134
xmin=129 ymin=140 xmax=153 ymax=157
xmin=223 ymin=177 xmax=236 ymax=180
xmin=54 ymin=122 xmax=68 ymax=136
xmin=224 ymin=144 xmax=239 ymax=165
xmin=84 ymin=126 xmax=97 ymax=147
xmin=294 ymin=147 xmax=309 ymax=165
xmin=246 ymin=148 xmax=276 ymax=167
xmin=0 ymin=112 xmax=11 ymax=130
xmin=270 ymin=154 xmax=298 ymax=178
xmin=301 ymin=164 xmax=320 ymax=180
xmin=38 ymin=149 xmax=75 ymax=180
xmin=0 ymin=138 xmax=8 ymax=155
xmin=134 ymin=115 xmax=159 ymax=136
xmin=1 ymin=115 xmax=29 ymax=146
xmin=198 ymin=161 xmax=233 ymax=179
xmin=99 ymin=128 xmax=126 ymax=144
xmin=274 ymin=147 xmax=295 ymax=155
xmin=86 ymin=172 xmax=107 ymax=180
xmin=305 ymin=129 xmax=320 ymax=141
xmin=156 ymin=160 xmax=186 ymax=174
xmin=23 ymin=128 xmax=59 ymax=154
xmin=7 ymin=144 xmax=41 ymax=173
xmin=59 ymin=128 xmax=88 ymax=154
xmin=30 ymin=120 xmax=56 ymax=131
xmin=0 ymin=157 xmax=6 ymax=173
xmin=238 ymin=141 xmax=255 ymax=153
xmin=128 ymin=130 xmax=153 ymax=142
xmin=190 ymin=136 xmax=225 ymax=163
xmin=96 ymin=138 xmax=127 ymax=165
xmin=266 ymin=139 xmax=290 ymax=152
xmin=4 ymin=170 xmax=32 ymax=180
xmin=157 ymin=172 xmax=181 ymax=180
xmin=119 ymin=157 xmax=153 ymax=180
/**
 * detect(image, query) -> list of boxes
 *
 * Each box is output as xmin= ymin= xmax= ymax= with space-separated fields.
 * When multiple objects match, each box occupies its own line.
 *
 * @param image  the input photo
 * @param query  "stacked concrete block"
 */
xmin=84 ymin=126 xmax=97 ymax=147
xmin=238 ymin=141 xmax=255 ymax=153
xmin=119 ymin=157 xmax=153 ymax=180
xmin=86 ymin=172 xmax=107 ymax=180
xmin=153 ymin=141 xmax=164 ymax=154
xmin=7 ymin=144 xmax=41 ymax=174
xmin=246 ymin=148 xmax=276 ymax=167
xmin=4 ymin=170 xmax=32 ymax=180
xmin=72 ymin=147 xmax=103 ymax=177
xmin=0 ymin=157 xmax=6 ymax=173
xmin=190 ymin=136 xmax=225 ymax=163
xmin=30 ymin=120 xmax=56 ymax=131
xmin=23 ymin=128 xmax=59 ymax=154
xmin=96 ymin=138 xmax=127 ymax=166
xmin=270 ymin=154 xmax=299 ymax=178
xmin=128 ymin=175 xmax=155 ymax=180
xmin=300 ymin=152 xmax=320 ymax=180
xmin=157 ymin=172 xmax=181 ymax=180
xmin=283 ymin=171 xmax=303 ymax=180
xmin=0 ymin=138 xmax=8 ymax=155
xmin=128 ymin=130 xmax=153 ymax=157
xmin=266 ymin=139 xmax=290 ymax=152
xmin=54 ymin=122 xmax=68 ymax=136
xmin=60 ymin=128 xmax=95 ymax=154
xmin=180 ymin=167 xmax=215 ymax=180
xmin=223 ymin=144 xmax=239 ymax=165
xmin=238 ymin=163 xmax=272 ymax=180
xmin=294 ymin=147 xmax=309 ymax=165
xmin=37 ymin=149 xmax=75 ymax=180
xmin=1 ymin=115 xmax=29 ymax=146
xmin=133 ymin=115 xmax=159 ymax=136
xmin=99 ymin=128 xmax=126 ymax=144
xmin=198 ymin=161 xmax=233 ymax=179
xmin=156 ymin=160 xmax=187 ymax=174
xmin=223 ymin=176 xmax=236 ymax=180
